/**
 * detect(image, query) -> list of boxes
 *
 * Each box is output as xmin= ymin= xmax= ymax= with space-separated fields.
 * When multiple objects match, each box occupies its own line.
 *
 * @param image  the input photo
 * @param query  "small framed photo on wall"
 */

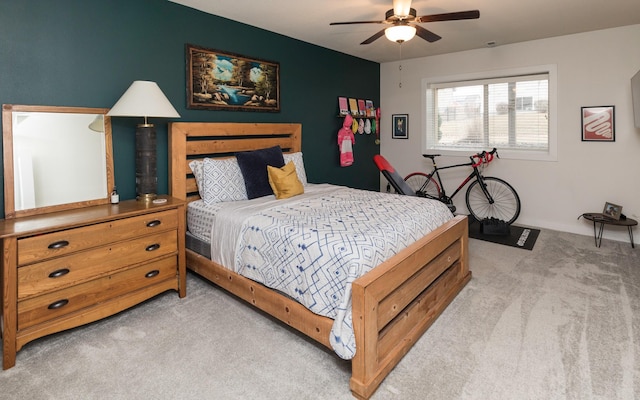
xmin=581 ymin=106 xmax=615 ymax=141
xmin=392 ymin=114 xmax=408 ymax=139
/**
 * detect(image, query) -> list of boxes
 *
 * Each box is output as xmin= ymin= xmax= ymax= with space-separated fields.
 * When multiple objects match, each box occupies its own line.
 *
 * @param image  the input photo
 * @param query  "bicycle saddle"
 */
xmin=422 ymin=154 xmax=440 ymax=160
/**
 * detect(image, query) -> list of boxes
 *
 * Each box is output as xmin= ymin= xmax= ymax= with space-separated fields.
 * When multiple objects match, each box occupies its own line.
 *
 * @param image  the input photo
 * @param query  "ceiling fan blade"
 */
xmin=415 ymin=10 xmax=480 ymax=23
xmin=415 ymin=25 xmax=441 ymax=42
xmin=360 ymin=29 xmax=386 ymax=45
xmin=330 ymin=20 xmax=385 ymax=26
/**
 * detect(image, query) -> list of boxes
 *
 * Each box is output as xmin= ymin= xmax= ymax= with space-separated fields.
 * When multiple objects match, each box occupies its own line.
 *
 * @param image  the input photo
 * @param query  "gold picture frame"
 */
xmin=186 ymin=44 xmax=280 ymax=112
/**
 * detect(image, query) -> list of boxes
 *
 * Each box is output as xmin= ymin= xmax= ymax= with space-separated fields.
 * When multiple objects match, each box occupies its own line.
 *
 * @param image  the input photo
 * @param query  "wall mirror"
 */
xmin=2 ymin=104 xmax=115 ymax=219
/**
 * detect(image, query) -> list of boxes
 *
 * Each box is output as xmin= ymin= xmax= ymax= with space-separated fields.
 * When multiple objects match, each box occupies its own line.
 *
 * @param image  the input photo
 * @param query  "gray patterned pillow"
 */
xmin=188 ymin=159 xmax=205 ymax=198
xmin=202 ymin=158 xmax=248 ymax=203
xmin=283 ymin=152 xmax=308 ymax=186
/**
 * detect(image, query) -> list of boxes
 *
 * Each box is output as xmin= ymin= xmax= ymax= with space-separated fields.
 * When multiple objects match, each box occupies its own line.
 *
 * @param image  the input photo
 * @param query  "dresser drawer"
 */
xmin=17 ymin=256 xmax=177 ymax=330
xmin=18 ymin=210 xmax=178 ymax=265
xmin=18 ymin=230 xmax=178 ymax=300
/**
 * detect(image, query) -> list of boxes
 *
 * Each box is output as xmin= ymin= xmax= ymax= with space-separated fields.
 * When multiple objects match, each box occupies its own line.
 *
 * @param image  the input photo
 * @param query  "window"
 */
xmin=424 ymin=66 xmax=556 ymax=161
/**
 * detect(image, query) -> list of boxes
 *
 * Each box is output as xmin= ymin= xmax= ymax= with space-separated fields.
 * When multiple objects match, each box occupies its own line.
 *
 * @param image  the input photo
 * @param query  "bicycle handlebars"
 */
xmin=471 ymin=148 xmax=499 ymax=167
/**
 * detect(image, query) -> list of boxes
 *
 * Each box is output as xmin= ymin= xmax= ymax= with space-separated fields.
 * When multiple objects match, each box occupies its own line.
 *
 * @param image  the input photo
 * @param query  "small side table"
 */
xmin=580 ymin=213 xmax=637 ymax=248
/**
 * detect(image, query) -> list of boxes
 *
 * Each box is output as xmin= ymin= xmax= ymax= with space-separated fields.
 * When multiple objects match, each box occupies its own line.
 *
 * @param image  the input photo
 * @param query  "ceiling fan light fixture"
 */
xmin=385 ymin=25 xmax=416 ymax=43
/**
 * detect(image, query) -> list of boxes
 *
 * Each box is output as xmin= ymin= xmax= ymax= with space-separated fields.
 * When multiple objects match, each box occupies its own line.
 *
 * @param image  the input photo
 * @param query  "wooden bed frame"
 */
xmin=168 ymin=122 xmax=471 ymax=399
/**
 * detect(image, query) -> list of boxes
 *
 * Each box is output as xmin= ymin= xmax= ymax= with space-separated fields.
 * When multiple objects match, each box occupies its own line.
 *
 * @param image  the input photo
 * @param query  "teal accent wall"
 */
xmin=0 ymin=0 xmax=380 ymax=218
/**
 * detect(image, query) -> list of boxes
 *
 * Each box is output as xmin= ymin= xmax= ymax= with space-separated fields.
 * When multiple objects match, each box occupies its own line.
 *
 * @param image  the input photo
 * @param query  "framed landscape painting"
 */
xmin=186 ymin=44 xmax=280 ymax=112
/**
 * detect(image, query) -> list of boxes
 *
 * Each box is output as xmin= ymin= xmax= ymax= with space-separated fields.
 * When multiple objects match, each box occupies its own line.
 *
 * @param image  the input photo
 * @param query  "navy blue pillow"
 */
xmin=236 ymin=146 xmax=285 ymax=199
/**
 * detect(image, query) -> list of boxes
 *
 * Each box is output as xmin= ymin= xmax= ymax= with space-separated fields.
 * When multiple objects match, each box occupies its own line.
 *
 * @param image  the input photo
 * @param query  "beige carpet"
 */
xmin=1 ymin=228 xmax=638 ymax=399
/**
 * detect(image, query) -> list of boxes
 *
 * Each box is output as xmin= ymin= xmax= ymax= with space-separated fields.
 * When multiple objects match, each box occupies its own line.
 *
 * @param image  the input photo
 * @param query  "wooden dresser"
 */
xmin=0 ymin=196 xmax=186 ymax=369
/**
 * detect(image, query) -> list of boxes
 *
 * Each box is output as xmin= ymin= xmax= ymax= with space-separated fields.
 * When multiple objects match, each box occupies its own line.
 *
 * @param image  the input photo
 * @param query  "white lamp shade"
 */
xmin=385 ymin=25 xmax=417 ymax=43
xmin=107 ymin=81 xmax=180 ymax=118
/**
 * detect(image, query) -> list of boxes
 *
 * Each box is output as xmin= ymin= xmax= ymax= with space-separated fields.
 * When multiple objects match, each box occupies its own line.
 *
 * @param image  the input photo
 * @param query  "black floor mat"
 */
xmin=468 ymin=217 xmax=540 ymax=250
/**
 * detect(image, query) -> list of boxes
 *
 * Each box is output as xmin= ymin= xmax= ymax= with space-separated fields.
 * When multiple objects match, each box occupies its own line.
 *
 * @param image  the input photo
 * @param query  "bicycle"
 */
xmin=387 ymin=148 xmax=521 ymax=224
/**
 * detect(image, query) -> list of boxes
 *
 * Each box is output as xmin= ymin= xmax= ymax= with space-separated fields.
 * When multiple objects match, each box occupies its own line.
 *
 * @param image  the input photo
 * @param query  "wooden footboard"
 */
xmin=350 ymin=214 xmax=470 ymax=399
xmin=168 ymin=122 xmax=471 ymax=399
xmin=186 ymin=214 xmax=469 ymax=399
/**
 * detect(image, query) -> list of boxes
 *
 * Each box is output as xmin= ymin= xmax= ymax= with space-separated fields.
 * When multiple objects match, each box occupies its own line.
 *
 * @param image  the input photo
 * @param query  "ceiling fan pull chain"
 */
xmin=399 ymin=44 xmax=403 ymax=88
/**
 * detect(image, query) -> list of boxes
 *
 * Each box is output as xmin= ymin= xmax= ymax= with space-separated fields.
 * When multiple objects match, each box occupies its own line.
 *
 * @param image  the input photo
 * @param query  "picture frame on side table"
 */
xmin=392 ymin=114 xmax=408 ymax=139
xmin=603 ymin=202 xmax=622 ymax=220
xmin=581 ymin=106 xmax=615 ymax=141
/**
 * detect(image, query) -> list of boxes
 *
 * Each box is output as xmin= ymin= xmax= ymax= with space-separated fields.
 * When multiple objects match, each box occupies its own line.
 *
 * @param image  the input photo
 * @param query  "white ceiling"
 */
xmin=170 ymin=0 xmax=640 ymax=63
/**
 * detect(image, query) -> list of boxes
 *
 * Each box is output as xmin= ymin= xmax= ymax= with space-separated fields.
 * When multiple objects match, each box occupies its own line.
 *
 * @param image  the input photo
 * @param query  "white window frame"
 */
xmin=422 ymin=65 xmax=557 ymax=162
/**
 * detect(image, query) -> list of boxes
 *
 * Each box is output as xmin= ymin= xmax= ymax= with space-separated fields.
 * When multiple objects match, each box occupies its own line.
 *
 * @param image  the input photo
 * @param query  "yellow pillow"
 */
xmin=267 ymin=161 xmax=304 ymax=199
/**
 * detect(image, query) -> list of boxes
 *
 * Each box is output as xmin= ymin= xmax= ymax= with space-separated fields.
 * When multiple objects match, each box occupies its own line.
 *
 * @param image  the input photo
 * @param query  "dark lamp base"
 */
xmin=136 ymin=125 xmax=158 ymax=200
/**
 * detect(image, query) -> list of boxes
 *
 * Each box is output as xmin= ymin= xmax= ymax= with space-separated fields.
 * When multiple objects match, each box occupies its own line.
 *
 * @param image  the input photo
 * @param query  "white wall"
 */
xmin=380 ymin=24 xmax=640 ymax=245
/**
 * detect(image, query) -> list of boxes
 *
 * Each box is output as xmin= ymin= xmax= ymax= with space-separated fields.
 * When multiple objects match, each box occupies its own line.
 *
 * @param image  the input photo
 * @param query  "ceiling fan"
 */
xmin=329 ymin=0 xmax=480 ymax=44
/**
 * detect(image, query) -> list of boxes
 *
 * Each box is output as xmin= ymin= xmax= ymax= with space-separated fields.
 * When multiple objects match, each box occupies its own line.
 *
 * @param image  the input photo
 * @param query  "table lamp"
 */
xmin=107 ymin=81 xmax=180 ymax=201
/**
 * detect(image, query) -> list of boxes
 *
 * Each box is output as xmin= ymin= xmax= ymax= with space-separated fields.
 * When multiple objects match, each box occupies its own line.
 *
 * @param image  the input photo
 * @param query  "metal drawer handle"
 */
xmin=146 ymin=220 xmax=162 ymax=228
xmin=48 ymin=268 xmax=70 ymax=278
xmin=145 ymin=270 xmax=160 ymax=278
xmin=145 ymin=243 xmax=160 ymax=252
xmin=48 ymin=299 xmax=69 ymax=310
xmin=48 ymin=240 xmax=69 ymax=249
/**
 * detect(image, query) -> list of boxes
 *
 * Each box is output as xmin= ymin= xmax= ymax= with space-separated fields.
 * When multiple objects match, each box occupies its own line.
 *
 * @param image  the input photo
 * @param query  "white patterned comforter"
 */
xmin=208 ymin=184 xmax=453 ymax=359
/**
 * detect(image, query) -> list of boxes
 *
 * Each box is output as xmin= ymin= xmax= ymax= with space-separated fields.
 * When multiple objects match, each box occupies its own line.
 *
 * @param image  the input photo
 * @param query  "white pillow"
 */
xmin=188 ymin=159 xmax=205 ymax=198
xmin=202 ymin=157 xmax=248 ymax=203
xmin=283 ymin=152 xmax=308 ymax=186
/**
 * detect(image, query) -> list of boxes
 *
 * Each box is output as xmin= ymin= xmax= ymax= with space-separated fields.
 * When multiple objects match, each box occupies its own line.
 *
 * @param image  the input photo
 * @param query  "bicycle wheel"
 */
xmin=465 ymin=176 xmax=520 ymax=224
xmin=404 ymin=172 xmax=441 ymax=198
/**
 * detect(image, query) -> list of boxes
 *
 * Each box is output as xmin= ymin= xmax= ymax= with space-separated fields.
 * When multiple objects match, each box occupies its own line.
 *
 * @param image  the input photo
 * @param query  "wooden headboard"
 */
xmin=168 ymin=122 xmax=302 ymax=203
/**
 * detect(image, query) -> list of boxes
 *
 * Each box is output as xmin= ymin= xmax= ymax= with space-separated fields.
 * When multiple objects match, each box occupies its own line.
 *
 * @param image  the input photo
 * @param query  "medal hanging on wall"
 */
xmin=375 ymin=107 xmax=381 ymax=144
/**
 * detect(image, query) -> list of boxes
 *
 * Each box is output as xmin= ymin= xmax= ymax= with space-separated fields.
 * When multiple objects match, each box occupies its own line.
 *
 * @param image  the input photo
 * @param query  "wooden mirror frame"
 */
xmin=2 ymin=104 xmax=115 ymax=219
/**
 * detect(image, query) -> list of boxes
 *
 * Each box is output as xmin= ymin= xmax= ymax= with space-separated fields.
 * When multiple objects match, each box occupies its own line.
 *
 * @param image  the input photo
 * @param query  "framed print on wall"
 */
xmin=392 ymin=114 xmax=408 ymax=139
xmin=581 ymin=106 xmax=614 ymax=141
xmin=186 ymin=44 xmax=280 ymax=112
